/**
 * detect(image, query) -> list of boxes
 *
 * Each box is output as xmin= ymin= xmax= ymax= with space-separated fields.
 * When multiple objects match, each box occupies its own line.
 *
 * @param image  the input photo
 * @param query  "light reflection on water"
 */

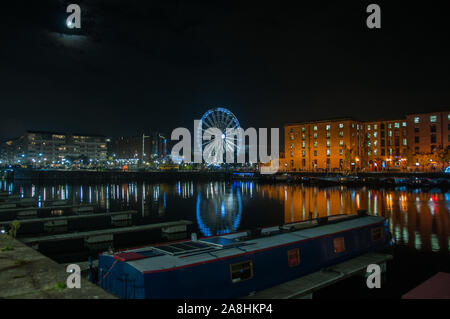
xmin=1 ymin=180 xmax=448 ymax=254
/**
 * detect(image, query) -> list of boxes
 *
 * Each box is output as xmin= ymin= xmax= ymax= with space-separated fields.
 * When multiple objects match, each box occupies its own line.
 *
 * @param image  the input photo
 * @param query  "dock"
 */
xmin=244 ymin=252 xmax=393 ymax=299
xmin=0 ymin=236 xmax=115 ymax=299
xmin=0 ymin=210 xmax=137 ymax=226
xmin=20 ymin=220 xmax=193 ymax=249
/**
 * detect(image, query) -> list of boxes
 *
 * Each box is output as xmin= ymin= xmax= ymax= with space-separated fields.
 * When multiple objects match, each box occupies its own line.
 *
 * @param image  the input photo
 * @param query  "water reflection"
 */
xmin=261 ymin=184 xmax=449 ymax=253
xmin=196 ymin=183 xmax=243 ymax=236
xmin=1 ymin=181 xmax=448 ymax=254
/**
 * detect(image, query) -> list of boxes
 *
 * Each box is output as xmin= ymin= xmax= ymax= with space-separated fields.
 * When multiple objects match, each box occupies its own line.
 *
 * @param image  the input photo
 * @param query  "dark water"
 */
xmin=1 ymin=179 xmax=449 ymax=298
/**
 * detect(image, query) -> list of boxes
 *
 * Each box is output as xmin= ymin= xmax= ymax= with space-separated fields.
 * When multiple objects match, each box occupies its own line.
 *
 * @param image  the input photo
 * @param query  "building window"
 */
xmin=290 ymin=151 xmax=294 ymax=157
xmin=388 ymin=130 xmax=392 ymax=137
xmin=289 ymin=128 xmax=294 ymax=133
xmin=314 ymin=150 xmax=317 ymax=156
xmin=381 ymin=149 xmax=385 ymax=156
xmin=374 ymin=149 xmax=378 ymax=155
xmin=430 ymin=115 xmax=437 ymax=123
xmin=326 ymin=132 xmax=330 ymax=138
xmin=313 ymin=133 xmax=317 ymax=139
xmin=302 ymin=134 xmax=305 ymax=140
xmin=373 ymin=132 xmax=378 ymax=138
xmin=414 ymin=117 xmax=420 ymax=123
xmin=290 ymin=160 xmax=294 ymax=167
xmin=313 ymin=126 xmax=317 ymax=131
xmin=368 ymin=141 xmax=371 ymax=147
xmin=290 ymin=135 xmax=294 ymax=140
xmin=302 ymin=142 xmax=306 ymax=148
xmin=339 ymin=149 xmax=343 ymax=155
xmin=339 ymin=123 xmax=344 ymax=128
xmin=415 ymin=136 xmax=419 ymax=143
xmin=380 ymin=124 xmax=385 ymax=129
xmin=230 ymin=260 xmax=253 ymax=283
xmin=403 ymin=138 xmax=407 ymax=146
xmin=367 ymin=133 xmax=371 ymax=138
xmin=326 ymin=140 xmax=330 ymax=147
xmin=402 ymin=122 xmax=406 ymax=127
xmin=302 ymin=127 xmax=305 ymax=132
xmin=290 ymin=143 xmax=294 ymax=149
xmin=287 ymin=248 xmax=300 ymax=267
xmin=333 ymin=237 xmax=346 ymax=253
xmin=430 ymin=125 xmax=436 ymax=133
xmin=314 ymin=141 xmax=317 ymax=148
xmin=368 ymin=150 xmax=371 ymax=156
xmin=367 ymin=125 xmax=371 ymax=131
xmin=374 ymin=124 xmax=377 ymax=130
xmin=302 ymin=150 xmax=305 ymax=157
xmin=326 ymin=125 xmax=330 ymax=131
xmin=339 ymin=131 xmax=343 ymax=137
xmin=415 ymin=146 xmax=419 ymax=153
xmin=431 ymin=135 xmax=436 ymax=143
xmin=339 ymin=140 xmax=344 ymax=146
xmin=374 ymin=140 xmax=378 ymax=147
xmin=326 ymin=149 xmax=330 ymax=156
xmin=371 ymin=227 xmax=384 ymax=242
xmin=302 ymin=158 xmax=306 ymax=166
xmin=394 ymin=122 xmax=400 ymax=128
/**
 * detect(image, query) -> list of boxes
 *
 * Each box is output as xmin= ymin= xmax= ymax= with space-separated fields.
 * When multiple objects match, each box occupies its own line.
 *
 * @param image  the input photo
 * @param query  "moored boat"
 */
xmin=97 ymin=212 xmax=392 ymax=299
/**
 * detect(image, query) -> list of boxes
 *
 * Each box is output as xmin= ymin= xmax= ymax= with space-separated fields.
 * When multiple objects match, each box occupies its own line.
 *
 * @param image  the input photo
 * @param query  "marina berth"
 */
xmin=98 ymin=212 xmax=392 ymax=299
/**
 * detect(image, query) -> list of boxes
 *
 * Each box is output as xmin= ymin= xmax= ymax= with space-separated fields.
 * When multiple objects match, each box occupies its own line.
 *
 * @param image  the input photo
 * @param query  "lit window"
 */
xmin=326 ymin=140 xmax=330 ymax=147
xmin=287 ymin=248 xmax=300 ymax=267
xmin=371 ymin=227 xmax=384 ymax=242
xmin=402 ymin=122 xmax=406 ymax=127
xmin=367 ymin=125 xmax=371 ymax=131
xmin=302 ymin=150 xmax=305 ymax=157
xmin=339 ymin=131 xmax=344 ymax=137
xmin=313 ymin=126 xmax=317 ymax=131
xmin=302 ymin=142 xmax=306 ymax=148
xmin=314 ymin=141 xmax=317 ymax=147
xmin=367 ymin=133 xmax=371 ymax=138
xmin=339 ymin=140 xmax=344 ymax=146
xmin=374 ymin=149 xmax=378 ymax=155
xmin=230 ymin=261 xmax=253 ymax=283
xmin=326 ymin=125 xmax=330 ymax=131
xmin=403 ymin=138 xmax=407 ymax=146
xmin=314 ymin=133 xmax=317 ymax=139
xmin=389 ymin=130 xmax=392 ymax=137
xmin=339 ymin=149 xmax=343 ymax=155
xmin=374 ymin=140 xmax=378 ymax=146
xmin=374 ymin=124 xmax=377 ymax=130
xmin=368 ymin=141 xmax=371 ymax=147
xmin=374 ymin=132 xmax=378 ymax=138
xmin=302 ymin=127 xmax=305 ymax=132
xmin=326 ymin=149 xmax=331 ymax=156
xmin=368 ymin=150 xmax=371 ymax=156
xmin=290 ymin=151 xmax=293 ymax=157
xmin=394 ymin=122 xmax=400 ymax=128
xmin=290 ymin=135 xmax=294 ymax=140
xmin=414 ymin=117 xmax=420 ymax=123
xmin=333 ymin=237 xmax=346 ymax=253
xmin=388 ymin=123 xmax=392 ymax=129
xmin=430 ymin=115 xmax=437 ymax=123
xmin=339 ymin=123 xmax=344 ymax=128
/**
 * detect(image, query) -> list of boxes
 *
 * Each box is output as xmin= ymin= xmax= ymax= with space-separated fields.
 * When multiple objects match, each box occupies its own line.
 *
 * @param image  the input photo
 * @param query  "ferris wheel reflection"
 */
xmin=196 ymin=183 xmax=243 ymax=236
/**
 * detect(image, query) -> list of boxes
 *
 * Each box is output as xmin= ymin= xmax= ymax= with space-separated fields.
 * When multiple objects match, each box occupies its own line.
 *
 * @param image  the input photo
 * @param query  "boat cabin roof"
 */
xmin=106 ymin=215 xmax=385 ymax=273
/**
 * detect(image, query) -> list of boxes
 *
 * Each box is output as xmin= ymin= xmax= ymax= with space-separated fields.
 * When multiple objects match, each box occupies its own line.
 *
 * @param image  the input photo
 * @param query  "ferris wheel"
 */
xmin=196 ymin=107 xmax=243 ymax=164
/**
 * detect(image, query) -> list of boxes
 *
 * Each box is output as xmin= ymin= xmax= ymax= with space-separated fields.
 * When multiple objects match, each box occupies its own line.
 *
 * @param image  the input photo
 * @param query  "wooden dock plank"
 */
xmin=20 ymin=220 xmax=193 ymax=244
xmin=0 ymin=210 xmax=138 ymax=225
xmin=244 ymin=252 xmax=393 ymax=299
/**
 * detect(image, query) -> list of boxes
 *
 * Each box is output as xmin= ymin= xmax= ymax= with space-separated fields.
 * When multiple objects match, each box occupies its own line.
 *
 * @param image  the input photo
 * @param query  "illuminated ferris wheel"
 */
xmin=196 ymin=107 xmax=243 ymax=164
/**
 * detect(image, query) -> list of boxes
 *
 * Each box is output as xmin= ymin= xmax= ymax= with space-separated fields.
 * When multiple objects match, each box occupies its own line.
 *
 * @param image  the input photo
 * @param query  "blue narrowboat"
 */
xmin=97 ymin=212 xmax=391 ymax=299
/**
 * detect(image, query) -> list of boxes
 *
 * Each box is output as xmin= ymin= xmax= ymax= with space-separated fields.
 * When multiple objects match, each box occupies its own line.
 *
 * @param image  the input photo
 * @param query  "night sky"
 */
xmin=1 ymin=0 xmax=449 ymax=141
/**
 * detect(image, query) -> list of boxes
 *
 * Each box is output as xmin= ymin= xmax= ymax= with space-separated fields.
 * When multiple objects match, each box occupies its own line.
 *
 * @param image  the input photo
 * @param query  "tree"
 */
xmin=343 ymin=145 xmax=357 ymax=172
xmin=433 ymin=147 xmax=450 ymax=171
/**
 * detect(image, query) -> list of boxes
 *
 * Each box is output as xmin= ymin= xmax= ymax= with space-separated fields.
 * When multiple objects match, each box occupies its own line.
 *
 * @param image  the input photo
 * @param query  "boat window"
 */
xmin=371 ymin=227 xmax=384 ymax=242
xmin=230 ymin=260 xmax=253 ymax=283
xmin=333 ymin=237 xmax=346 ymax=253
xmin=287 ymin=248 xmax=300 ymax=267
